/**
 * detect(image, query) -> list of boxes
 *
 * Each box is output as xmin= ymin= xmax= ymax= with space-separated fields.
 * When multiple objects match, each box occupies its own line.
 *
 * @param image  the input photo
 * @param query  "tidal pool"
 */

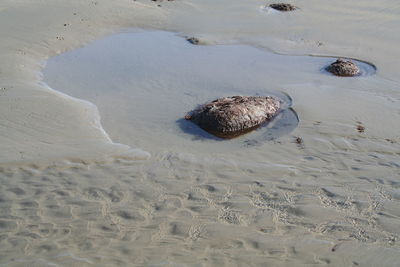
xmin=43 ymin=31 xmax=302 ymax=152
xmin=43 ymin=30 xmax=378 ymax=154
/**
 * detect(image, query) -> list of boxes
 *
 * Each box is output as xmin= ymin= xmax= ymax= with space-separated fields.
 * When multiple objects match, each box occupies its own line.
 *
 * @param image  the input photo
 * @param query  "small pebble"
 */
xmin=356 ymin=122 xmax=365 ymax=133
xmin=269 ymin=3 xmax=297 ymax=11
xmin=187 ymin=37 xmax=200 ymax=45
xmin=295 ymin=137 xmax=303 ymax=145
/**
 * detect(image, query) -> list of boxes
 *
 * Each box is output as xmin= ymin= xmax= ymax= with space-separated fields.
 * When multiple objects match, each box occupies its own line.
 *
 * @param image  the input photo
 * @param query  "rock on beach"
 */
xmin=326 ymin=58 xmax=360 ymax=77
xmin=185 ymin=96 xmax=281 ymax=138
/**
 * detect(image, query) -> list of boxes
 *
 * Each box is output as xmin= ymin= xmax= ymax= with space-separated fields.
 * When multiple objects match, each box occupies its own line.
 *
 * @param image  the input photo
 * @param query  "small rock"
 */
xmin=356 ymin=121 xmax=365 ymax=133
xmin=269 ymin=3 xmax=297 ymax=11
xmin=294 ymin=136 xmax=304 ymax=148
xmin=326 ymin=58 xmax=360 ymax=77
xmin=187 ymin=37 xmax=200 ymax=45
xmin=295 ymin=136 xmax=303 ymax=145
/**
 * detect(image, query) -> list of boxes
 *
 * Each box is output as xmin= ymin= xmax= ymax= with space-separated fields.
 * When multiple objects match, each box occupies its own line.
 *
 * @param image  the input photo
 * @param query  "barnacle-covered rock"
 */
xmin=185 ymin=96 xmax=281 ymax=138
xmin=326 ymin=58 xmax=360 ymax=77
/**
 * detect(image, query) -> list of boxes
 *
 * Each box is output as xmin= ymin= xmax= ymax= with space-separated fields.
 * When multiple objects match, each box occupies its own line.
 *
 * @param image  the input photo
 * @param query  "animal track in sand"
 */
xmin=82 ymin=186 xmax=125 ymax=203
xmin=317 ymin=187 xmax=356 ymax=211
xmin=188 ymin=224 xmax=205 ymax=241
xmin=114 ymin=210 xmax=146 ymax=222
xmin=218 ymin=208 xmax=241 ymax=224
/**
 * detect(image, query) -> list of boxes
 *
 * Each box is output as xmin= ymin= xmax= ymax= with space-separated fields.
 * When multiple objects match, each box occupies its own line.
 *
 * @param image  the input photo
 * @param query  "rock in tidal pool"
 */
xmin=326 ymin=58 xmax=360 ymax=77
xmin=269 ymin=3 xmax=297 ymax=11
xmin=185 ymin=96 xmax=281 ymax=139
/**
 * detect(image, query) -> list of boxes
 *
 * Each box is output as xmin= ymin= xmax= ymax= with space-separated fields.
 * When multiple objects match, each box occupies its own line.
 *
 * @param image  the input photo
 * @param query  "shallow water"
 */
xmin=44 ymin=30 xmax=305 ymax=151
xmin=43 ymin=30 xmax=384 ymax=153
xmin=2 ymin=18 xmax=400 ymax=267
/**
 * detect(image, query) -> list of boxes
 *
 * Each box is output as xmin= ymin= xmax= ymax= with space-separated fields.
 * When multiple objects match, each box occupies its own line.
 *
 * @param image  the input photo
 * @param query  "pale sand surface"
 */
xmin=1 ymin=0 xmax=400 ymax=266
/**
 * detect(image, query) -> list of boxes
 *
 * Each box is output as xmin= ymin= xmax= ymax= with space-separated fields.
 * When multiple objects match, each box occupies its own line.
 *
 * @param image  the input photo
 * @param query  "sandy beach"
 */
xmin=1 ymin=0 xmax=400 ymax=266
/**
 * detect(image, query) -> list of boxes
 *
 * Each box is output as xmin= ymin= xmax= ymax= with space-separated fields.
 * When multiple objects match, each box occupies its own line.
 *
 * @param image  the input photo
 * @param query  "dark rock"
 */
xmin=185 ymin=96 xmax=281 ymax=138
xmin=356 ymin=121 xmax=365 ymax=133
xmin=269 ymin=3 xmax=297 ymax=11
xmin=187 ymin=37 xmax=200 ymax=45
xmin=295 ymin=136 xmax=303 ymax=145
xmin=326 ymin=58 xmax=360 ymax=77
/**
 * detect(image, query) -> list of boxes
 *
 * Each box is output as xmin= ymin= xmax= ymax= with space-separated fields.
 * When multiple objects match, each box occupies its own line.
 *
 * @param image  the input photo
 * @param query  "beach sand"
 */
xmin=1 ymin=0 xmax=400 ymax=266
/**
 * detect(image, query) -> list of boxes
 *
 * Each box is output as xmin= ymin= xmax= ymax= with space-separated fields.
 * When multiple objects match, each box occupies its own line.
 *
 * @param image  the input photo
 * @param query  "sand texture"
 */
xmin=1 ymin=0 xmax=400 ymax=266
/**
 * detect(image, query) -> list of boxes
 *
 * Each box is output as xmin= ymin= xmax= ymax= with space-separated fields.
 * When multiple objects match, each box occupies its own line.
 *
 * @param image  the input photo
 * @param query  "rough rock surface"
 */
xmin=185 ymin=96 xmax=281 ymax=138
xmin=326 ymin=58 xmax=360 ymax=77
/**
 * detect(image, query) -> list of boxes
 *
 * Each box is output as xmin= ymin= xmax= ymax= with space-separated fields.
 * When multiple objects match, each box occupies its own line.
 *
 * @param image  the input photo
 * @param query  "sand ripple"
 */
xmin=1 ymin=142 xmax=399 ymax=266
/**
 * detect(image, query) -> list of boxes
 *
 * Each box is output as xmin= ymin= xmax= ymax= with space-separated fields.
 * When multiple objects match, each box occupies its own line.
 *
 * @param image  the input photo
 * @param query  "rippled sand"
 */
xmin=1 ymin=148 xmax=400 ymax=266
xmin=1 ymin=0 xmax=400 ymax=266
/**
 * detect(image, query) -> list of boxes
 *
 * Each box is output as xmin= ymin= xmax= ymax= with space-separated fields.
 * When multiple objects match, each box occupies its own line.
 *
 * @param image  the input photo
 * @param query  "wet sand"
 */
xmin=1 ymin=0 xmax=400 ymax=266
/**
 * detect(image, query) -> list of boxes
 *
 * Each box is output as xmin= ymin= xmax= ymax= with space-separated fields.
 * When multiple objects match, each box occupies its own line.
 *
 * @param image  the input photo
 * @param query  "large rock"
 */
xmin=185 ymin=96 xmax=281 ymax=138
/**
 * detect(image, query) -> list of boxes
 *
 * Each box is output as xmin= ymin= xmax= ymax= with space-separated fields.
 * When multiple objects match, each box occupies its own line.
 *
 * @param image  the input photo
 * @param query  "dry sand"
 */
xmin=1 ymin=0 xmax=400 ymax=266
